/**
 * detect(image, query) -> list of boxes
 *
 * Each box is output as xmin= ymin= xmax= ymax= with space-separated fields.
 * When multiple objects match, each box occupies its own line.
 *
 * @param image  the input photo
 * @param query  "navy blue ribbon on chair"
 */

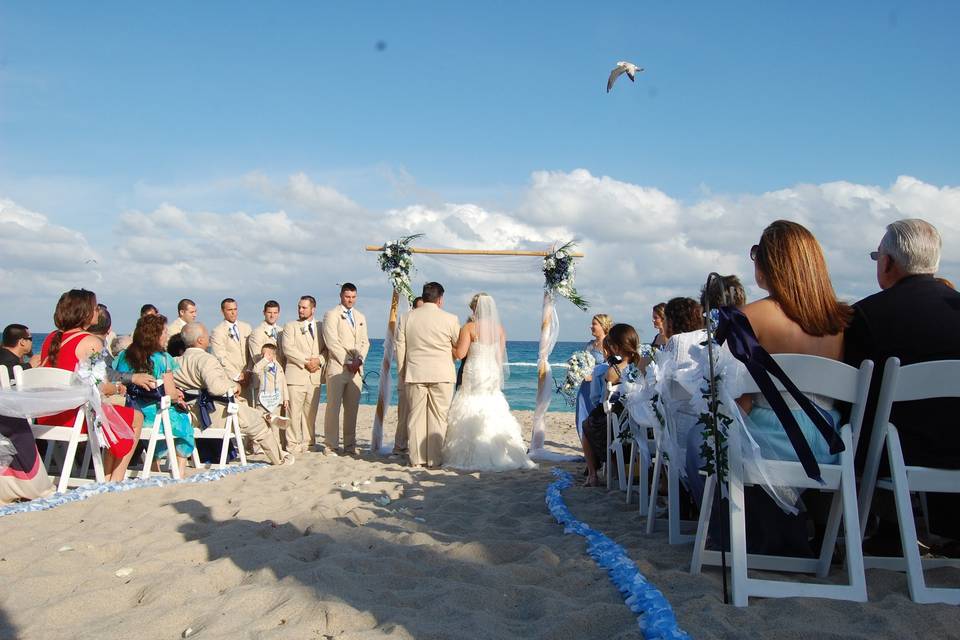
xmin=181 ymin=389 xmax=230 ymax=429
xmin=713 ymin=307 xmax=843 ymax=483
xmin=126 ymin=384 xmax=164 ymax=407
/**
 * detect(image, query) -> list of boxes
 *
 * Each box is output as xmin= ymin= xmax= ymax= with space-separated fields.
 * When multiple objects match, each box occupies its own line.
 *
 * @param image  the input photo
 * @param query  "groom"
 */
xmin=395 ymin=282 xmax=461 ymax=467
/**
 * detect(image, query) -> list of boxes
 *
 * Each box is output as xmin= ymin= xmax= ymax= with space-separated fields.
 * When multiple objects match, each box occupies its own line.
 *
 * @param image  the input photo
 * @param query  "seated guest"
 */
xmin=580 ymin=324 xmax=643 ymax=487
xmin=651 ymin=303 xmax=668 ymax=349
xmin=39 ymin=289 xmax=144 ymax=482
xmin=659 ymin=297 xmax=705 ymax=488
xmin=700 ymin=274 xmax=747 ymax=310
xmin=0 ymin=416 xmax=54 ymax=504
xmin=174 ymin=322 xmax=293 ymax=466
xmin=140 ymin=304 xmax=159 ymax=317
xmin=691 ymin=221 xmax=852 ymax=556
xmin=88 ymin=303 xmax=117 ymax=357
xmin=1 ymin=324 xmax=40 ymax=378
xmin=115 ymin=314 xmax=195 ymax=477
xmin=845 ymin=218 xmax=960 ymax=551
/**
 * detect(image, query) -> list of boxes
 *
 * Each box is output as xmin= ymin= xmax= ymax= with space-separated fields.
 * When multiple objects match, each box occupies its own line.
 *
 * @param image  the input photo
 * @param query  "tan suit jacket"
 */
xmin=396 ymin=303 xmax=460 ymax=384
xmin=282 ymin=319 xmax=325 ymax=386
xmin=210 ymin=320 xmax=252 ymax=381
xmin=248 ymin=321 xmax=284 ymax=366
xmin=322 ymin=305 xmax=370 ymax=379
xmin=168 ymin=317 xmax=187 ymax=337
xmin=173 ymin=347 xmax=239 ymax=430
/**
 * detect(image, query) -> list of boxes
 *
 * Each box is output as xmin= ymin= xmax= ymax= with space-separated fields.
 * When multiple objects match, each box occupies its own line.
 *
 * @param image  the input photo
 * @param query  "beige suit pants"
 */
xmin=236 ymin=404 xmax=285 ymax=465
xmin=393 ymin=381 xmax=409 ymax=454
xmin=404 ymin=382 xmax=453 ymax=467
xmin=287 ymin=384 xmax=321 ymax=451
xmin=323 ymin=370 xmax=362 ymax=452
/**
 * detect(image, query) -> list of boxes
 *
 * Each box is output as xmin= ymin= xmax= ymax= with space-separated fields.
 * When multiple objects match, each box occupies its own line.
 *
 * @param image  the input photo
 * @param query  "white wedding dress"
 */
xmin=442 ymin=341 xmax=536 ymax=471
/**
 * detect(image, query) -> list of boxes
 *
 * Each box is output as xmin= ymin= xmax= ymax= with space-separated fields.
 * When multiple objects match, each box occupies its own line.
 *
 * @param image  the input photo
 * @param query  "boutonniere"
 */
xmin=300 ymin=324 xmax=309 ymax=335
xmin=341 ymin=312 xmax=348 ymax=320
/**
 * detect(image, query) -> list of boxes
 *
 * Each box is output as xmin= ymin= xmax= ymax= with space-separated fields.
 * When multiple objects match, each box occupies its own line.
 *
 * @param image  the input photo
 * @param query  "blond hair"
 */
xmin=592 ymin=313 xmax=614 ymax=334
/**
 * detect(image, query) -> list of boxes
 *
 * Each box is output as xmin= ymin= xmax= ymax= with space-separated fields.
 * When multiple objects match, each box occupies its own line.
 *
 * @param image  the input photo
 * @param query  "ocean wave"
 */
xmin=508 ymin=362 xmax=569 ymax=368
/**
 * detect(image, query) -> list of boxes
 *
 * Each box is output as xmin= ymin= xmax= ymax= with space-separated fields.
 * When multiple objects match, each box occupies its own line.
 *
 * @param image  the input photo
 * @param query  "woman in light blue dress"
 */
xmin=115 ymin=314 xmax=195 ymax=476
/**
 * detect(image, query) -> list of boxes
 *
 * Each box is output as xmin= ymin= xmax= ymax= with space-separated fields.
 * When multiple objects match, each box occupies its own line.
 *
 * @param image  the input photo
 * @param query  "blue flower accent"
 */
xmin=545 ymin=468 xmax=691 ymax=640
xmin=0 ymin=464 xmax=268 ymax=518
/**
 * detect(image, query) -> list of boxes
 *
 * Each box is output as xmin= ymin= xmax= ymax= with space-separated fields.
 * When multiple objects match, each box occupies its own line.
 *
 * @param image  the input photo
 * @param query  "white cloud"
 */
xmin=2 ymin=172 xmax=957 ymax=341
xmin=0 ymin=198 xmax=103 ymax=296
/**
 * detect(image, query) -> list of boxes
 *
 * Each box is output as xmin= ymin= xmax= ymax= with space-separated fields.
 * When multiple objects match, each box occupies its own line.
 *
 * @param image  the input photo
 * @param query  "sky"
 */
xmin=1 ymin=1 xmax=958 ymax=341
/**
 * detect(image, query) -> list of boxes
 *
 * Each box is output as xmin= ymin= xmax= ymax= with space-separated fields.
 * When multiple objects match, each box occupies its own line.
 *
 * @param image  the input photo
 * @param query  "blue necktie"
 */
xmin=346 ymin=309 xmax=355 ymax=327
xmin=230 ymin=324 xmax=239 ymax=341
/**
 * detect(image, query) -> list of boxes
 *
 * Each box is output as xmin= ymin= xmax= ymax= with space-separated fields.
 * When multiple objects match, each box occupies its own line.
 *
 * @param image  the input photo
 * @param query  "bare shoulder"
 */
xmin=76 ymin=334 xmax=103 ymax=358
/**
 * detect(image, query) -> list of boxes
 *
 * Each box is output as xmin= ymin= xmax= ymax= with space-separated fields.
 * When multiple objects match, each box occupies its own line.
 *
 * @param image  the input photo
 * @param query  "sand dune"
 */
xmin=0 ymin=406 xmax=957 ymax=639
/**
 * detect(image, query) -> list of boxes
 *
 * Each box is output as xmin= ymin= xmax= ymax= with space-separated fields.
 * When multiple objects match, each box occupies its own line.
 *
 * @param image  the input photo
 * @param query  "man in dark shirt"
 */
xmin=844 ymin=219 xmax=960 ymax=548
xmin=1 ymin=324 xmax=40 ymax=378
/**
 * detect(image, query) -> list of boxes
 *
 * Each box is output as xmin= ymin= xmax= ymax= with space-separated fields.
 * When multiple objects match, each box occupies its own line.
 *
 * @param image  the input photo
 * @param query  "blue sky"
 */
xmin=1 ymin=2 xmax=958 ymax=338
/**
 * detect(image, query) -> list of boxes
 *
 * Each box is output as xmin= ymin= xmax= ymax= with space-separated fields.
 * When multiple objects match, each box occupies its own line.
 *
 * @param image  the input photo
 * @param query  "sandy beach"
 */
xmin=1 ymin=405 xmax=958 ymax=640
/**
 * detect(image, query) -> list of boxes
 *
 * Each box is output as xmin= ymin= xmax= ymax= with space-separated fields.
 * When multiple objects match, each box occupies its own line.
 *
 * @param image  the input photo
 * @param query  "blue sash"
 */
xmin=713 ymin=307 xmax=844 ymax=483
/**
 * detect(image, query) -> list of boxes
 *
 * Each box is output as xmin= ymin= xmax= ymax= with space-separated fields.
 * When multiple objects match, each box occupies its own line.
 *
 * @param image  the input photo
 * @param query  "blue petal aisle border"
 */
xmin=0 ymin=463 xmax=267 ymax=518
xmin=545 ymin=468 xmax=691 ymax=640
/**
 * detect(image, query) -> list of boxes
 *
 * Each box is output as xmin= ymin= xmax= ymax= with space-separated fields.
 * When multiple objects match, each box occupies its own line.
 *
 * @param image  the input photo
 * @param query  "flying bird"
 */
xmin=85 ymin=259 xmax=98 ymax=264
xmin=607 ymin=61 xmax=644 ymax=93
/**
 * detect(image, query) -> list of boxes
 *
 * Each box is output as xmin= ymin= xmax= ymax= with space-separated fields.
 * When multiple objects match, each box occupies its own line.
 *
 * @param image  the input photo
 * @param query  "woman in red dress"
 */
xmin=38 ymin=289 xmax=143 ymax=482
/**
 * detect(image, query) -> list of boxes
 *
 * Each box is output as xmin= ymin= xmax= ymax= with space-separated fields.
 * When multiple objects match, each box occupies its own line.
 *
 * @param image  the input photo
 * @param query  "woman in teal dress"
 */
xmin=114 ymin=314 xmax=194 ymax=476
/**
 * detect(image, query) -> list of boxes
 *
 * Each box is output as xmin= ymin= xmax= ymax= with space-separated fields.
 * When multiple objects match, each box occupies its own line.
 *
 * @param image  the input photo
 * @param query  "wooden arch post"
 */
xmin=365 ymin=244 xmax=584 ymax=454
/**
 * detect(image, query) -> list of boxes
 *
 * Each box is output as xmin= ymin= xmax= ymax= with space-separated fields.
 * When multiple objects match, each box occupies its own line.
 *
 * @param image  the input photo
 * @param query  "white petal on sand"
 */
xmin=0 ymin=405 xmax=956 ymax=639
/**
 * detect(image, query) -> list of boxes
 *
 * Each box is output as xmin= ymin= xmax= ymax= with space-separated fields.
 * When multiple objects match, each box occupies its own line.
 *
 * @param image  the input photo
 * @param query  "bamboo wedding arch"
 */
xmin=364 ymin=243 xmax=585 ymax=457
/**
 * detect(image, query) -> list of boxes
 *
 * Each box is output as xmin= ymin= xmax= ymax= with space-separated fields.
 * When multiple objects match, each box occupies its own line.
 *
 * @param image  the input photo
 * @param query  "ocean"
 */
xmin=29 ymin=334 xmax=583 ymax=412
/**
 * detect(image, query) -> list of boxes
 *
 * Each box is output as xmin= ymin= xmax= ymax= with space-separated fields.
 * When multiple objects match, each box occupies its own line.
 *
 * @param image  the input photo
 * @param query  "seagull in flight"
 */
xmin=607 ymin=61 xmax=644 ymax=93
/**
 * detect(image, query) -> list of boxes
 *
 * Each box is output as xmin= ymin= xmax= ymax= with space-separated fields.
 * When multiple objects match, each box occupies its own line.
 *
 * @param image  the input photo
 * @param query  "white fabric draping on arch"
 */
xmin=371 ymin=296 xmax=410 ymax=453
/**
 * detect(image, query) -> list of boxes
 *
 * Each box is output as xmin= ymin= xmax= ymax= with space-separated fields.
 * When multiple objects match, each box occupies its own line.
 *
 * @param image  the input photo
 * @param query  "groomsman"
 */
xmin=168 ymin=298 xmax=197 ymax=338
xmin=211 ymin=298 xmax=253 ymax=401
xmin=322 ymin=283 xmax=370 ymax=455
xmin=249 ymin=300 xmax=284 ymax=366
xmin=283 ymin=295 xmax=325 ymax=453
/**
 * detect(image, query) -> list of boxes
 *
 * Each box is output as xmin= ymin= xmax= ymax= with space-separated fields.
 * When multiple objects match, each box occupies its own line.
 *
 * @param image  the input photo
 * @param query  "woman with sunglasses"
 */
xmin=732 ymin=220 xmax=852 ymax=555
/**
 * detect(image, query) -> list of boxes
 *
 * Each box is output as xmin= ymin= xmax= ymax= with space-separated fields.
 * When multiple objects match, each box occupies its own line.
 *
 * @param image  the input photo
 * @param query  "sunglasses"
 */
xmin=870 ymin=251 xmax=881 ymax=261
xmin=749 ymin=245 xmax=759 ymax=262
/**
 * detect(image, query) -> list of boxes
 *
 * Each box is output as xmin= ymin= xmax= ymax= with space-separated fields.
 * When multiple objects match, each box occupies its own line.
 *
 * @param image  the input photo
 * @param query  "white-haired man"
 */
xmin=846 ymin=218 xmax=960 ymax=553
xmin=175 ymin=322 xmax=293 ymax=466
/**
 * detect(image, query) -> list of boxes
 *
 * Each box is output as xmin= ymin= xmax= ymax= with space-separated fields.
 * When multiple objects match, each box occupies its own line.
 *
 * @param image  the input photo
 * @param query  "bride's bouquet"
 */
xmin=559 ymin=350 xmax=597 ymax=400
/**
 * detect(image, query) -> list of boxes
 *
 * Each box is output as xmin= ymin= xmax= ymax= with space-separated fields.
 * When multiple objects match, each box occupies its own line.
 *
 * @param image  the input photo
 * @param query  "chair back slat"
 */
xmin=890 ymin=359 xmax=960 ymax=402
xmin=15 ymin=367 xmax=74 ymax=389
xmin=737 ymin=354 xmax=864 ymax=403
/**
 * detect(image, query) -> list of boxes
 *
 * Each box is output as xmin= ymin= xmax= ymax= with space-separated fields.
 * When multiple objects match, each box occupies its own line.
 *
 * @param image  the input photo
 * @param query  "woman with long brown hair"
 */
xmin=38 ymin=289 xmax=143 ymax=481
xmin=741 ymin=220 xmax=851 ymax=463
xmin=115 ymin=314 xmax=195 ymax=476
xmin=580 ymin=323 xmax=644 ymax=487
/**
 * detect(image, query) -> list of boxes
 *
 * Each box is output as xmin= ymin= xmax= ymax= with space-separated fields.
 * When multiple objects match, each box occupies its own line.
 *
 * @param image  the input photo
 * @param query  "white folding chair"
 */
xmin=14 ymin=366 xmax=106 ymax=493
xmin=604 ymin=383 xmax=629 ymax=491
xmin=690 ymin=354 xmax=873 ymax=606
xmin=0 ymin=366 xmax=11 ymax=389
xmin=625 ymin=417 xmax=653 ymax=514
xmin=186 ymin=390 xmax=247 ymax=470
xmin=858 ymin=357 xmax=960 ymax=604
xmin=136 ymin=391 xmax=182 ymax=480
xmin=646 ymin=385 xmax=697 ymax=543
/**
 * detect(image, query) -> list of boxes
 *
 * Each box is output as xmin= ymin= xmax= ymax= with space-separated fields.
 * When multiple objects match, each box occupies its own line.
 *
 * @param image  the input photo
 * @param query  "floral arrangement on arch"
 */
xmin=542 ymin=241 xmax=588 ymax=311
xmin=558 ymin=350 xmax=596 ymax=400
xmin=377 ymin=233 xmax=422 ymax=303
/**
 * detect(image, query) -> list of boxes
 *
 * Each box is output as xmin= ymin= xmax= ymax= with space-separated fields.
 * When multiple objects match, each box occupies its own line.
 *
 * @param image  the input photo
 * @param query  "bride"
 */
xmin=442 ymin=293 xmax=536 ymax=471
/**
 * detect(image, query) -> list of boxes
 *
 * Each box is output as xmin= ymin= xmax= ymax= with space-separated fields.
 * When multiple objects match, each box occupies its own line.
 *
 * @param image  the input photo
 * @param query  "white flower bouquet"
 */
xmin=559 ymin=350 xmax=597 ymax=399
xmin=377 ymin=233 xmax=422 ymax=303
xmin=543 ymin=241 xmax=588 ymax=311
